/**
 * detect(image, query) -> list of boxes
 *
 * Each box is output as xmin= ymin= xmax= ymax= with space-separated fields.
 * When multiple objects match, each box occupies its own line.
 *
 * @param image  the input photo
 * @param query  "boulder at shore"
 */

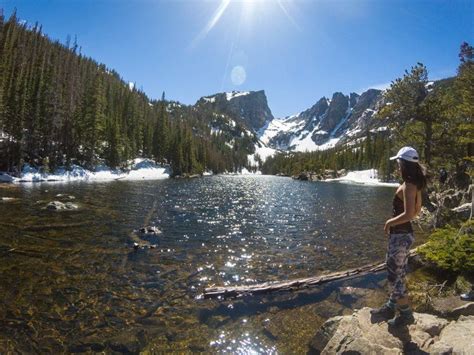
xmin=308 ymin=307 xmax=474 ymax=354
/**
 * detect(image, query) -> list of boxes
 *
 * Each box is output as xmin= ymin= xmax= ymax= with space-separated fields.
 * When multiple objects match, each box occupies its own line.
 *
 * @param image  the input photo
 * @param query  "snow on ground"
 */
xmin=247 ymin=142 xmax=278 ymax=167
xmin=210 ymin=127 xmax=222 ymax=135
xmin=12 ymin=158 xmax=170 ymax=183
xmin=239 ymin=168 xmax=262 ymax=175
xmin=325 ymin=169 xmax=399 ymax=187
xmin=346 ymin=127 xmax=361 ymax=137
xmin=0 ymin=130 xmax=11 ymax=143
xmin=223 ymin=168 xmax=266 ymax=176
xmin=370 ymin=126 xmax=388 ymax=133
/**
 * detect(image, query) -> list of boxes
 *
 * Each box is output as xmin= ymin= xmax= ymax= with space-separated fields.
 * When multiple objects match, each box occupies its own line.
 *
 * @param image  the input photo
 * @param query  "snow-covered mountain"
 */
xmin=260 ymin=89 xmax=386 ymax=152
xmin=168 ymin=77 xmax=452 ymax=170
xmin=193 ymin=88 xmax=388 ymax=165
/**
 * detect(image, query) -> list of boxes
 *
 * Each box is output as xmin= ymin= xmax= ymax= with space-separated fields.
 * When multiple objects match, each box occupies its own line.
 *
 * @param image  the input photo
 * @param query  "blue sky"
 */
xmin=2 ymin=0 xmax=473 ymax=117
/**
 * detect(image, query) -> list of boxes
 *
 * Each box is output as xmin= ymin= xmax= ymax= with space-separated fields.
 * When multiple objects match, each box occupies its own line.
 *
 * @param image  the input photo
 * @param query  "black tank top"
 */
xmin=390 ymin=194 xmax=413 ymax=233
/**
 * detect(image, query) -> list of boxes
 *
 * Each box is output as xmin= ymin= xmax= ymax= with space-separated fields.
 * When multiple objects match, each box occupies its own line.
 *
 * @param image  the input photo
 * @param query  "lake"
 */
xmin=0 ymin=176 xmax=425 ymax=353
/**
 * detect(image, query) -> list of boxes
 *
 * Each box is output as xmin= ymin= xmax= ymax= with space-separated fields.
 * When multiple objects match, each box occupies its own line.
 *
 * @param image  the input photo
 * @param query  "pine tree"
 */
xmin=455 ymin=42 xmax=474 ymax=162
xmin=378 ymin=63 xmax=436 ymax=165
xmin=81 ymin=72 xmax=106 ymax=167
xmin=152 ymin=91 xmax=169 ymax=163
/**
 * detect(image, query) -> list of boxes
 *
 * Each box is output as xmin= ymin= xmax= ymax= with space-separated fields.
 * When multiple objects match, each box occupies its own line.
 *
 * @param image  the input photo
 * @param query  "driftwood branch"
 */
xmin=202 ymin=249 xmax=419 ymax=299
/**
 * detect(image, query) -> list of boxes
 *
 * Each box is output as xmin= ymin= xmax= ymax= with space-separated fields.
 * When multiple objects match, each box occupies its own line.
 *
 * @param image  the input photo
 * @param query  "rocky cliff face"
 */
xmin=196 ymin=90 xmax=274 ymax=132
xmin=259 ymin=89 xmax=384 ymax=151
xmin=320 ymin=92 xmax=350 ymax=134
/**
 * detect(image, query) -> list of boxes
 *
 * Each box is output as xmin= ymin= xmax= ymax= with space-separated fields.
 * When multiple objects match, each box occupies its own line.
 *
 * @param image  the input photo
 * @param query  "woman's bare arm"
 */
xmin=415 ymin=190 xmax=422 ymax=216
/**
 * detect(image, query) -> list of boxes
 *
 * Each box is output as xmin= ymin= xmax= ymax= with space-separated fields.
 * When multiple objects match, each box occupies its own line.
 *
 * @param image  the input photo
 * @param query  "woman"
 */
xmin=371 ymin=146 xmax=427 ymax=327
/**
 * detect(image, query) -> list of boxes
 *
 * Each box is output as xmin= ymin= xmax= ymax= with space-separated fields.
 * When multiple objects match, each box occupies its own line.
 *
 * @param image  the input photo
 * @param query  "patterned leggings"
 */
xmin=386 ymin=233 xmax=415 ymax=300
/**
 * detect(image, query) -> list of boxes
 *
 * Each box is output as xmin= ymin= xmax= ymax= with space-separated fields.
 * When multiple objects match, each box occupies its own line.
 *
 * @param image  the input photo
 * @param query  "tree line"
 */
xmin=263 ymin=42 xmax=473 ymax=179
xmin=0 ymin=12 xmax=255 ymax=176
xmin=261 ymin=130 xmax=394 ymax=179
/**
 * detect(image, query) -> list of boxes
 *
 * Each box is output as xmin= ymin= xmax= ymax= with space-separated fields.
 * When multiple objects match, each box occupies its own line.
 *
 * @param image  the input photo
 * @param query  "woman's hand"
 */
xmin=384 ymin=219 xmax=393 ymax=235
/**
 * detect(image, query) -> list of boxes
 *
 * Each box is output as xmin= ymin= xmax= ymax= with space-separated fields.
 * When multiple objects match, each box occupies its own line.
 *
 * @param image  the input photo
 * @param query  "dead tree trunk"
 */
xmin=202 ymin=249 xmax=419 ymax=299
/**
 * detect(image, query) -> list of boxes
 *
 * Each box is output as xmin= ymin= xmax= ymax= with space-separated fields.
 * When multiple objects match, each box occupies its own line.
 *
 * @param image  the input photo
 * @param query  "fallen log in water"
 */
xmin=202 ymin=249 xmax=419 ymax=299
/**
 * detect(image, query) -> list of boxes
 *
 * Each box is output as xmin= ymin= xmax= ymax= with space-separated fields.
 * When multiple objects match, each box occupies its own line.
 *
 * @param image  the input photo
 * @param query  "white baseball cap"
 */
xmin=389 ymin=146 xmax=419 ymax=163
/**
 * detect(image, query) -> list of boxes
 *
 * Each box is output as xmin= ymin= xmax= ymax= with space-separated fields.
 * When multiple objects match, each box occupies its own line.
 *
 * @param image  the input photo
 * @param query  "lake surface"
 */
xmin=0 ymin=176 xmax=425 ymax=353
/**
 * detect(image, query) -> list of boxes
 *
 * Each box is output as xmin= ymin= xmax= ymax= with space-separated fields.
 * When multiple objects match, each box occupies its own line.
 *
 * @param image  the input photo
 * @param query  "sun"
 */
xmin=191 ymin=0 xmax=300 ymax=48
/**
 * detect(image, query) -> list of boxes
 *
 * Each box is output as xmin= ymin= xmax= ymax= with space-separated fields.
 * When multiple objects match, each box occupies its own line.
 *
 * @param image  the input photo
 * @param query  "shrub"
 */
xmin=418 ymin=220 xmax=474 ymax=272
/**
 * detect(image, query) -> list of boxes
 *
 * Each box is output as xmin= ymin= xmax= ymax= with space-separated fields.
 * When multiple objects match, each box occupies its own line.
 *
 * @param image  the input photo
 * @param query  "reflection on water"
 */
xmin=0 ymin=176 xmax=423 ymax=353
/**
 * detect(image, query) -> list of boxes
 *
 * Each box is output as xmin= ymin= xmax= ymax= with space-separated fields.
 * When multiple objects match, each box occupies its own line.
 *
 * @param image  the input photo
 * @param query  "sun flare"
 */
xmin=191 ymin=0 xmax=300 ymax=48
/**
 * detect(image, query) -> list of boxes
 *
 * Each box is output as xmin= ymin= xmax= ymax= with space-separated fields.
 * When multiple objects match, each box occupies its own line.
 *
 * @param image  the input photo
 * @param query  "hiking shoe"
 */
xmin=460 ymin=291 xmax=474 ymax=301
xmin=370 ymin=304 xmax=395 ymax=319
xmin=388 ymin=312 xmax=415 ymax=327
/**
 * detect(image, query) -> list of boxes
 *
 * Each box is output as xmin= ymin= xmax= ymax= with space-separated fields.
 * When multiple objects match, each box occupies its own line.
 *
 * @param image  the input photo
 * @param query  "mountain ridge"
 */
xmin=191 ymin=87 xmax=387 ymax=158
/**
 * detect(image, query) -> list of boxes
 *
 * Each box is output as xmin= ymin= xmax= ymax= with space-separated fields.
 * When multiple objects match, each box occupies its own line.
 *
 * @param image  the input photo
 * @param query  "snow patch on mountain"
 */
xmin=203 ymin=96 xmax=216 ymax=103
xmin=329 ymin=105 xmax=352 ymax=138
xmin=258 ymin=117 xmax=306 ymax=145
xmin=291 ymin=133 xmax=340 ymax=152
xmin=226 ymin=91 xmax=250 ymax=101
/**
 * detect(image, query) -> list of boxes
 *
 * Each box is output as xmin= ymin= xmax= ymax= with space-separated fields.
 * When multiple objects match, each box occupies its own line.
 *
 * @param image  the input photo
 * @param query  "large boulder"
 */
xmin=429 ymin=315 xmax=474 ymax=354
xmin=432 ymin=296 xmax=474 ymax=318
xmin=308 ymin=307 xmax=474 ymax=354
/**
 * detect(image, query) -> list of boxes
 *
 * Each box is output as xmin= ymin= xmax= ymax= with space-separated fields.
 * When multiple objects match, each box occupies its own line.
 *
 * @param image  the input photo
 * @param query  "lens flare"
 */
xmin=231 ymin=65 xmax=246 ymax=85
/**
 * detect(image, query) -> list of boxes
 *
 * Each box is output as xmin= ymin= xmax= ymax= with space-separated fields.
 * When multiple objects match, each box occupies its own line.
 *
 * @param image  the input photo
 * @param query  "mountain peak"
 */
xmin=196 ymin=90 xmax=273 ymax=131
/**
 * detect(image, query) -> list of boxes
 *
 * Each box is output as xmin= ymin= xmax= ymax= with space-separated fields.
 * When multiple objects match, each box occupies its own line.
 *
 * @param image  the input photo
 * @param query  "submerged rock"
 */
xmin=338 ymin=286 xmax=371 ymax=298
xmin=45 ymin=201 xmax=78 ymax=210
xmin=138 ymin=226 xmax=162 ymax=235
xmin=308 ymin=307 xmax=474 ymax=354
xmin=107 ymin=331 xmax=142 ymax=354
xmin=130 ymin=226 xmax=162 ymax=249
xmin=55 ymin=193 xmax=75 ymax=200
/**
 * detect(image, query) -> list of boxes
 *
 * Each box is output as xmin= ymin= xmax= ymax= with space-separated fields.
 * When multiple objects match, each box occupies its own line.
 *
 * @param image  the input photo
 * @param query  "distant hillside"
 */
xmin=0 ymin=13 xmax=260 ymax=175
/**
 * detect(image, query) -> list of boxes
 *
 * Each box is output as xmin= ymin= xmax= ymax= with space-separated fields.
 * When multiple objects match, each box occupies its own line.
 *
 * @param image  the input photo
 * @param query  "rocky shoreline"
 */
xmin=308 ymin=305 xmax=474 ymax=354
xmin=291 ymin=169 xmax=347 ymax=181
xmin=290 ymin=169 xmax=401 ymax=187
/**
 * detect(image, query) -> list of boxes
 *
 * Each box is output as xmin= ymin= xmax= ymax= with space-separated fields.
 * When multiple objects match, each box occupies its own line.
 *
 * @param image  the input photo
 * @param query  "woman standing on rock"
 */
xmin=371 ymin=146 xmax=427 ymax=326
